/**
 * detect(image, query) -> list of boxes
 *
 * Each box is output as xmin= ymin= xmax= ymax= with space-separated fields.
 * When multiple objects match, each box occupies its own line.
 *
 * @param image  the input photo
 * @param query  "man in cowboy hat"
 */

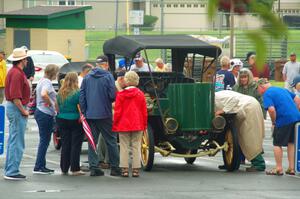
xmin=4 ymin=48 xmax=30 ymax=180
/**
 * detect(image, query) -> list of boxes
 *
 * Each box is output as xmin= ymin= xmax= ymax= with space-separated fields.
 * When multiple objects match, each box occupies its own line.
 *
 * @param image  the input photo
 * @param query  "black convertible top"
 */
xmin=103 ymin=35 xmax=222 ymax=58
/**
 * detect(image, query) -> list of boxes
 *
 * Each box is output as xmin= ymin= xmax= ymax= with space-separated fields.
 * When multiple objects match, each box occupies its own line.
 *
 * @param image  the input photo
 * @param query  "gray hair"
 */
xmin=124 ymin=71 xmax=139 ymax=86
xmin=44 ymin=64 xmax=59 ymax=80
xmin=236 ymin=68 xmax=254 ymax=86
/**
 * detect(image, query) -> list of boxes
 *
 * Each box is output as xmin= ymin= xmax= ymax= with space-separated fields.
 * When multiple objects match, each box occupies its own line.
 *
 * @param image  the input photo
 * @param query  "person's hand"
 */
xmin=29 ymin=77 xmax=34 ymax=81
xmin=215 ymin=110 xmax=224 ymax=116
xmin=22 ymin=110 xmax=29 ymax=117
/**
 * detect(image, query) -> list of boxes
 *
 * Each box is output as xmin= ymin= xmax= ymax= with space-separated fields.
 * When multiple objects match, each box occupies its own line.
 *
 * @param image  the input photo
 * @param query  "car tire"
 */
xmin=222 ymin=123 xmax=240 ymax=171
xmin=141 ymin=125 xmax=155 ymax=171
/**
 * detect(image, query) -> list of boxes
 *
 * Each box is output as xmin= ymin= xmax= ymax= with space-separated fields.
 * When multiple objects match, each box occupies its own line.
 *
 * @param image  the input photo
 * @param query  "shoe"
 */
xmin=132 ymin=168 xmax=140 ymax=177
xmin=285 ymin=168 xmax=295 ymax=175
xmin=246 ymin=166 xmax=265 ymax=172
xmin=90 ymin=169 xmax=104 ymax=177
xmin=110 ymin=167 xmax=121 ymax=176
xmin=71 ymin=170 xmax=85 ymax=176
xmin=80 ymin=165 xmax=90 ymax=172
xmin=33 ymin=168 xmax=54 ymax=175
xmin=44 ymin=167 xmax=55 ymax=173
xmin=99 ymin=162 xmax=110 ymax=169
xmin=61 ymin=172 xmax=68 ymax=176
xmin=218 ymin=165 xmax=226 ymax=170
xmin=4 ymin=174 xmax=26 ymax=180
xmin=266 ymin=168 xmax=284 ymax=176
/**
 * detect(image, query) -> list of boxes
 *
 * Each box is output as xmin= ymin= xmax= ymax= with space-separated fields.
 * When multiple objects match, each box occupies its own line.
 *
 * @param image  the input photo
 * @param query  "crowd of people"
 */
xmin=215 ymin=52 xmax=300 ymax=176
xmin=1 ymin=46 xmax=300 ymax=180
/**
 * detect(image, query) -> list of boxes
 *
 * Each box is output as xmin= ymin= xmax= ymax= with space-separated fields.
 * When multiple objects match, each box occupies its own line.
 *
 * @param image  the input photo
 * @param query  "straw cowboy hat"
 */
xmin=7 ymin=48 xmax=28 ymax=61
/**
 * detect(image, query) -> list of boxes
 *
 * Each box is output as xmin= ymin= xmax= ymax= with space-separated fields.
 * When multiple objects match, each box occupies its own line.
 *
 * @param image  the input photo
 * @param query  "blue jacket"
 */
xmin=79 ymin=68 xmax=115 ymax=119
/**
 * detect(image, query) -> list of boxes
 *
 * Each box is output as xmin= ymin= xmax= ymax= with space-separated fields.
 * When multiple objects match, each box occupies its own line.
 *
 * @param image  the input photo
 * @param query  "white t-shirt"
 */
xmin=282 ymin=61 xmax=300 ymax=85
xmin=36 ymin=78 xmax=56 ymax=116
xmin=78 ymin=75 xmax=83 ymax=88
xmin=130 ymin=63 xmax=153 ymax=72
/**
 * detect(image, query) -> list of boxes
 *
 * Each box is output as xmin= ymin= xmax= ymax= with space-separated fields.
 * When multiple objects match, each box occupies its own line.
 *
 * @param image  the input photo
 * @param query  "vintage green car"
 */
xmin=103 ymin=35 xmax=241 ymax=171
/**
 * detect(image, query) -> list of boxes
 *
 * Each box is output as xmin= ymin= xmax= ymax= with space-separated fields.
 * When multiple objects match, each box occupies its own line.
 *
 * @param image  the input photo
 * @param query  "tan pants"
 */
xmin=119 ymin=131 xmax=143 ymax=169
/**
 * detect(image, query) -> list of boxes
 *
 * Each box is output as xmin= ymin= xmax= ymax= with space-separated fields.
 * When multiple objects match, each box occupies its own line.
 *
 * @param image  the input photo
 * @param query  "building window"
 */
xmin=153 ymin=4 xmax=158 ymax=8
xmin=193 ymin=4 xmax=199 ymax=8
xmin=59 ymin=0 xmax=76 ymax=6
xmin=187 ymin=4 xmax=192 ymax=8
xmin=200 ymin=4 xmax=205 ymax=8
xmin=180 ymin=4 xmax=185 ymax=8
xmin=166 ymin=4 xmax=171 ymax=8
xmin=173 ymin=4 xmax=178 ymax=8
xmin=25 ymin=0 xmax=36 ymax=8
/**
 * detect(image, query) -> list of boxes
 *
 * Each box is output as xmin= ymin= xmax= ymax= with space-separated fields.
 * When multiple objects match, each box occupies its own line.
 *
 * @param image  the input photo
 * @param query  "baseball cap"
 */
xmin=96 ymin=55 xmax=108 ymax=63
xmin=290 ymin=52 xmax=296 ymax=56
xmin=117 ymin=70 xmax=126 ymax=77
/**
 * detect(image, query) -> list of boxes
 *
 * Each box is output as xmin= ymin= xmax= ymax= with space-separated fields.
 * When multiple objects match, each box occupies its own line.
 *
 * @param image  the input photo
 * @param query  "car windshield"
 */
xmin=30 ymin=54 xmax=68 ymax=65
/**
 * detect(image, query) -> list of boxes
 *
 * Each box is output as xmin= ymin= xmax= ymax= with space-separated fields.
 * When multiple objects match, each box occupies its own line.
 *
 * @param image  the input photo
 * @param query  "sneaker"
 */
xmin=71 ymin=170 xmax=85 ymax=176
xmin=90 ymin=169 xmax=104 ymax=177
xmin=110 ymin=167 xmax=121 ymax=176
xmin=44 ymin=168 xmax=55 ymax=173
xmin=33 ymin=168 xmax=54 ymax=175
xmin=4 ymin=174 xmax=26 ymax=180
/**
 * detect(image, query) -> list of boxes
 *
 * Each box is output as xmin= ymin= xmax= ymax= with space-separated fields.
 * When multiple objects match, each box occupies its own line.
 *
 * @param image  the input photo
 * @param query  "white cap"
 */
xmin=229 ymin=58 xmax=243 ymax=71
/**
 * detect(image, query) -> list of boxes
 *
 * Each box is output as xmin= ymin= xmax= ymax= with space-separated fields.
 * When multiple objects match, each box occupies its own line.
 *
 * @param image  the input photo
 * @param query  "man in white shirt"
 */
xmin=282 ymin=52 xmax=300 ymax=92
xmin=78 ymin=64 xmax=93 ymax=88
xmin=130 ymin=56 xmax=153 ymax=72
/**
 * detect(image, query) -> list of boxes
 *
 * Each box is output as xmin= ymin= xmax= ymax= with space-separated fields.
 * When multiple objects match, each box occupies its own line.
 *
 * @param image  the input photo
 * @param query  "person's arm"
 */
xmin=28 ymin=57 xmax=35 ymax=81
xmin=282 ymin=64 xmax=287 ymax=81
xmin=268 ymin=106 xmax=276 ymax=125
xmin=79 ymin=78 xmax=87 ymax=114
xmin=107 ymin=74 xmax=116 ymax=102
xmin=13 ymin=99 xmax=29 ymax=117
xmin=293 ymin=95 xmax=300 ymax=110
xmin=41 ymin=89 xmax=52 ymax=107
xmin=141 ymin=93 xmax=148 ymax=130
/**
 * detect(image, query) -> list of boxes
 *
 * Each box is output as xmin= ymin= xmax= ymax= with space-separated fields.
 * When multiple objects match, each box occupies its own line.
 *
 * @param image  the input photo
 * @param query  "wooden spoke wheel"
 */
xmin=184 ymin=149 xmax=198 ymax=165
xmin=222 ymin=124 xmax=240 ymax=171
xmin=141 ymin=125 xmax=155 ymax=171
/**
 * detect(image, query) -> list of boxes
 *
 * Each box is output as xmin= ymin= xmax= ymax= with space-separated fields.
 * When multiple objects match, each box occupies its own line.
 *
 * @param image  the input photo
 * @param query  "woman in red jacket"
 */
xmin=112 ymin=71 xmax=147 ymax=177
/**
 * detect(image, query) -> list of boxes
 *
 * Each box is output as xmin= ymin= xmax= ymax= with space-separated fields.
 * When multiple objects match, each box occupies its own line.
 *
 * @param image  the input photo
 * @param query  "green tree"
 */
xmin=209 ymin=0 xmax=287 ymax=68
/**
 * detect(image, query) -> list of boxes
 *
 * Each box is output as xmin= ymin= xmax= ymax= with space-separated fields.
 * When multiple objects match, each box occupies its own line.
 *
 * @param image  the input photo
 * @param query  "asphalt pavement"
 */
xmin=0 ymin=115 xmax=299 ymax=199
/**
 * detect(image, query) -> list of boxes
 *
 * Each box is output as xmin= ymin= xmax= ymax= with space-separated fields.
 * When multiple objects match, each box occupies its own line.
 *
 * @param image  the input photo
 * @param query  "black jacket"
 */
xmin=23 ymin=56 xmax=35 ymax=79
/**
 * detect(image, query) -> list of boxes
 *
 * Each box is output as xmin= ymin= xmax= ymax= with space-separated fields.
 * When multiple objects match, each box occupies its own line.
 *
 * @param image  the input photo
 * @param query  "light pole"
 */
xmin=115 ymin=0 xmax=119 ymax=37
xmin=229 ymin=0 xmax=235 ymax=59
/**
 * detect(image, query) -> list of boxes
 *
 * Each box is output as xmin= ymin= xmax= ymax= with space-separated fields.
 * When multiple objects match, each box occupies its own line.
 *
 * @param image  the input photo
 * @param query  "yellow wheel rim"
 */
xmin=141 ymin=130 xmax=149 ymax=166
xmin=225 ymin=129 xmax=234 ymax=165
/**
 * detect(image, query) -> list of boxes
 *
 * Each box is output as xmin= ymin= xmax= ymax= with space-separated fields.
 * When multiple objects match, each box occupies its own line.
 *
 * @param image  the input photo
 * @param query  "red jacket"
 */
xmin=112 ymin=87 xmax=147 ymax=132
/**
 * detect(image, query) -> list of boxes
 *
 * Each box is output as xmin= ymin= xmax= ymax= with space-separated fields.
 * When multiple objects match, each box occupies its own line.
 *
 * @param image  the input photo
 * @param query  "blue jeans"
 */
xmin=4 ymin=102 xmax=28 ymax=176
xmin=34 ymin=109 xmax=54 ymax=170
xmin=87 ymin=118 xmax=119 ymax=170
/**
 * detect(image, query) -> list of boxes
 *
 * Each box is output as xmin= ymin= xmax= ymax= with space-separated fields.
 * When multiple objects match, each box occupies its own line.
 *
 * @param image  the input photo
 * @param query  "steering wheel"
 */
xmin=143 ymin=77 xmax=166 ymax=96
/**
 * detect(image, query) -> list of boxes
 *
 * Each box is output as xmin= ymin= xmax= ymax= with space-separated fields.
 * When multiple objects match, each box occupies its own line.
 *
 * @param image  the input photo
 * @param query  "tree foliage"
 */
xmin=208 ymin=0 xmax=287 ymax=68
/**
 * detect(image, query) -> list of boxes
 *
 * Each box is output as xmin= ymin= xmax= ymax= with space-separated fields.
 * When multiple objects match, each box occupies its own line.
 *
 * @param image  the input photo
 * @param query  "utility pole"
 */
xmin=229 ymin=0 xmax=235 ymax=58
xmin=160 ymin=0 xmax=166 ymax=61
xmin=126 ymin=0 xmax=130 ymax=35
xmin=115 ymin=0 xmax=119 ymax=37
